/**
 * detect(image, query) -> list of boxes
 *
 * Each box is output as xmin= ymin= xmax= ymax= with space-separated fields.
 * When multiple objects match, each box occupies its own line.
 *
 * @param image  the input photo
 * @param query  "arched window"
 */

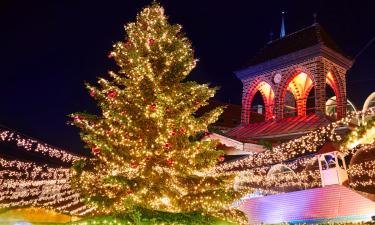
xmin=250 ymin=91 xmax=266 ymax=123
xmin=243 ymin=81 xmax=275 ymax=124
xmin=282 ymin=72 xmax=314 ymax=118
xmin=325 ymin=82 xmax=337 ymax=118
xmin=284 ymin=91 xmax=297 ymax=118
xmin=325 ymin=71 xmax=348 ymax=119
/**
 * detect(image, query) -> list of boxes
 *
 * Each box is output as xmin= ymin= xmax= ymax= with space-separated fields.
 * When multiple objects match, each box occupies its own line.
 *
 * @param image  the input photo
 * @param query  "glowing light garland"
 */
xmin=206 ymin=108 xmax=375 ymax=194
xmin=0 ymin=156 xmax=95 ymax=216
xmin=0 ymin=107 xmax=373 ymax=222
xmin=347 ymin=143 xmax=375 ymax=188
xmin=1 ymin=110 xmax=374 ymax=219
xmin=212 ymin=109 xmax=374 ymax=173
xmin=0 ymin=128 xmax=83 ymax=163
xmin=0 ymin=5 xmax=373 ymax=217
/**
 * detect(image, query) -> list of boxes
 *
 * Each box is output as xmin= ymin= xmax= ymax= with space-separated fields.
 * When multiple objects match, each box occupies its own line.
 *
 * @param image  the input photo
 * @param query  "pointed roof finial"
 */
xmin=313 ymin=12 xmax=318 ymax=24
xmin=280 ymin=11 xmax=286 ymax=38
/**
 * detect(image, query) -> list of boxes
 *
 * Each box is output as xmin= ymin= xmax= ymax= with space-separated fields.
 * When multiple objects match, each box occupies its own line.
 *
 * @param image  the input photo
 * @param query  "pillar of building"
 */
xmin=296 ymin=98 xmax=307 ymax=117
xmin=314 ymin=61 xmax=326 ymax=116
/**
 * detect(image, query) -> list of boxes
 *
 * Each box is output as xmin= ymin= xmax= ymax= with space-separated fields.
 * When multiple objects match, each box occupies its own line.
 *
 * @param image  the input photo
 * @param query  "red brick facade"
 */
xmin=236 ymin=36 xmax=352 ymax=124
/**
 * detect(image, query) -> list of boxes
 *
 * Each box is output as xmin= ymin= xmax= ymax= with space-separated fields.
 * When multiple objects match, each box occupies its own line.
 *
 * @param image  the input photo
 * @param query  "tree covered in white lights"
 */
xmin=71 ymin=3 xmax=246 ymax=224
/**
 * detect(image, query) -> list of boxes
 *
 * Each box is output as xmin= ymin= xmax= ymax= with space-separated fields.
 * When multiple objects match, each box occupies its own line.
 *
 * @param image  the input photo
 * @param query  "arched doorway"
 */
xmin=282 ymin=72 xmax=314 ymax=118
xmin=242 ymin=81 xmax=275 ymax=124
xmin=251 ymin=91 xmax=266 ymax=122
xmin=325 ymin=71 xmax=346 ymax=119
xmin=284 ymin=90 xmax=297 ymax=118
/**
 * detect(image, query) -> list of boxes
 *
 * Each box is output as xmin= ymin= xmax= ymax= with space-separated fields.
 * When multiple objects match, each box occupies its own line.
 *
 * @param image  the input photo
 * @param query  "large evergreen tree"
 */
xmin=71 ymin=3 xmax=245 ymax=224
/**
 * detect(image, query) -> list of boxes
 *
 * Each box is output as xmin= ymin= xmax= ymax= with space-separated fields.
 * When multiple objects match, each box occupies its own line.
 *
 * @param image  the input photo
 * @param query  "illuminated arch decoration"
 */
xmin=235 ymin=24 xmax=353 ymax=124
xmin=286 ymin=72 xmax=313 ymax=117
xmin=274 ymin=68 xmax=347 ymax=120
xmin=325 ymin=71 xmax=346 ymax=118
xmin=241 ymin=80 xmax=275 ymax=124
xmin=277 ymin=69 xmax=316 ymax=118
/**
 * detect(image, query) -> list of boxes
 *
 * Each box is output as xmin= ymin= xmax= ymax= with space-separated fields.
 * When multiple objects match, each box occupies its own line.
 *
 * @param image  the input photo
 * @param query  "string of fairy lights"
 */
xmin=0 ymin=126 xmax=96 ymax=216
xmin=0 ymin=97 xmax=373 ymax=219
xmin=0 ymin=153 xmax=94 ymax=216
xmin=347 ymin=142 xmax=375 ymax=188
xmin=213 ymin=108 xmax=375 ymax=174
xmin=210 ymin=154 xmax=322 ymax=193
xmin=206 ymin=107 xmax=375 ymax=192
xmin=0 ymin=128 xmax=84 ymax=163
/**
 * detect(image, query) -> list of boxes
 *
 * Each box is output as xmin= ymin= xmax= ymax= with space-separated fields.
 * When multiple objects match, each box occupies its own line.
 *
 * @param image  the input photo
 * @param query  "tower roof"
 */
xmin=245 ymin=23 xmax=351 ymax=67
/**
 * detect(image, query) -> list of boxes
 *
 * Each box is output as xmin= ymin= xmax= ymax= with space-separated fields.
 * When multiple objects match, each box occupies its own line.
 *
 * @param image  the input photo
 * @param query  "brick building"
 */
xmin=213 ymin=19 xmax=375 ymax=224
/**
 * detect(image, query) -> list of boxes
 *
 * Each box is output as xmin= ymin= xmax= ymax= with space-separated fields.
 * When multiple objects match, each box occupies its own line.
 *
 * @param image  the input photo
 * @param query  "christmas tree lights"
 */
xmin=70 ymin=3 xmax=246 ymax=224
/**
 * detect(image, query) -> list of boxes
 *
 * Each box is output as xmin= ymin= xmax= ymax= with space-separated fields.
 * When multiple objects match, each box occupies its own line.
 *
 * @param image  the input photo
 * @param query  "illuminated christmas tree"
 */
xmin=71 ymin=3 xmax=245 ymax=224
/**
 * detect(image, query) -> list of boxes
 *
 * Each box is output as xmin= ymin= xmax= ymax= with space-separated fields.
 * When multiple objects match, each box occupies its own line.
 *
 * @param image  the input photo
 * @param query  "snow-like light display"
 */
xmin=0 ymin=108 xmax=374 ymax=218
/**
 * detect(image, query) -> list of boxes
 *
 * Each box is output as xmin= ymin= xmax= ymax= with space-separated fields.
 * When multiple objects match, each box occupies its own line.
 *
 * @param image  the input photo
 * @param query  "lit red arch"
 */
xmin=277 ymin=69 xmax=316 ymax=119
xmin=326 ymin=70 xmax=345 ymax=118
xmin=241 ymin=79 xmax=275 ymax=124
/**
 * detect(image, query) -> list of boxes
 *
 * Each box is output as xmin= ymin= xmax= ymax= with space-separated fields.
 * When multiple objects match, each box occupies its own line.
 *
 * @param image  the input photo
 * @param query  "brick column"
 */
xmin=314 ymin=61 xmax=326 ymax=115
xmin=296 ymin=98 xmax=307 ymax=116
xmin=274 ymin=96 xmax=283 ymax=120
xmin=336 ymin=75 xmax=347 ymax=119
xmin=264 ymin=103 xmax=274 ymax=120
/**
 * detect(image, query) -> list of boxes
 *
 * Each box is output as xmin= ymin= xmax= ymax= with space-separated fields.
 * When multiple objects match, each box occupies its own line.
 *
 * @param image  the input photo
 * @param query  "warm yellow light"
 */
xmin=287 ymin=72 xmax=313 ymax=99
xmin=161 ymin=196 xmax=170 ymax=205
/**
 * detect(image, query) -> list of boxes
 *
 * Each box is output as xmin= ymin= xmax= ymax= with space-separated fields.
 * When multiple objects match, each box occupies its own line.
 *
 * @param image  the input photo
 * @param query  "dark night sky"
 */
xmin=1 ymin=1 xmax=374 ymax=155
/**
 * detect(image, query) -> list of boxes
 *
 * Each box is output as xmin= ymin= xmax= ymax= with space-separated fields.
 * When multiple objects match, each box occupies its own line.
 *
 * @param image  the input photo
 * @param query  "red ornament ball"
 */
xmin=107 ymin=91 xmax=117 ymax=98
xmin=148 ymin=38 xmax=155 ymax=45
xmin=91 ymin=146 xmax=101 ymax=155
xmin=149 ymin=103 xmax=157 ymax=110
xmin=108 ymin=52 xmax=113 ymax=59
xmin=166 ymin=159 xmax=174 ymax=166
xmin=124 ymin=41 xmax=131 ymax=48
xmin=169 ymin=129 xmax=177 ymax=136
xmin=218 ymin=155 xmax=225 ymax=162
xmin=164 ymin=142 xmax=172 ymax=149
xmin=127 ymin=189 xmax=134 ymax=195
xmin=145 ymin=156 xmax=152 ymax=161
xmin=180 ymin=128 xmax=186 ymax=134
xmin=73 ymin=115 xmax=81 ymax=123
xmin=130 ymin=162 xmax=138 ymax=169
xmin=89 ymin=89 xmax=95 ymax=97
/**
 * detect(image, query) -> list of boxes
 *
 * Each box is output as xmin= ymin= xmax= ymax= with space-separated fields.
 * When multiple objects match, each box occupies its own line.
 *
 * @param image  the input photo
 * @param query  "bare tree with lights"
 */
xmin=70 ymin=3 xmax=246 ymax=224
